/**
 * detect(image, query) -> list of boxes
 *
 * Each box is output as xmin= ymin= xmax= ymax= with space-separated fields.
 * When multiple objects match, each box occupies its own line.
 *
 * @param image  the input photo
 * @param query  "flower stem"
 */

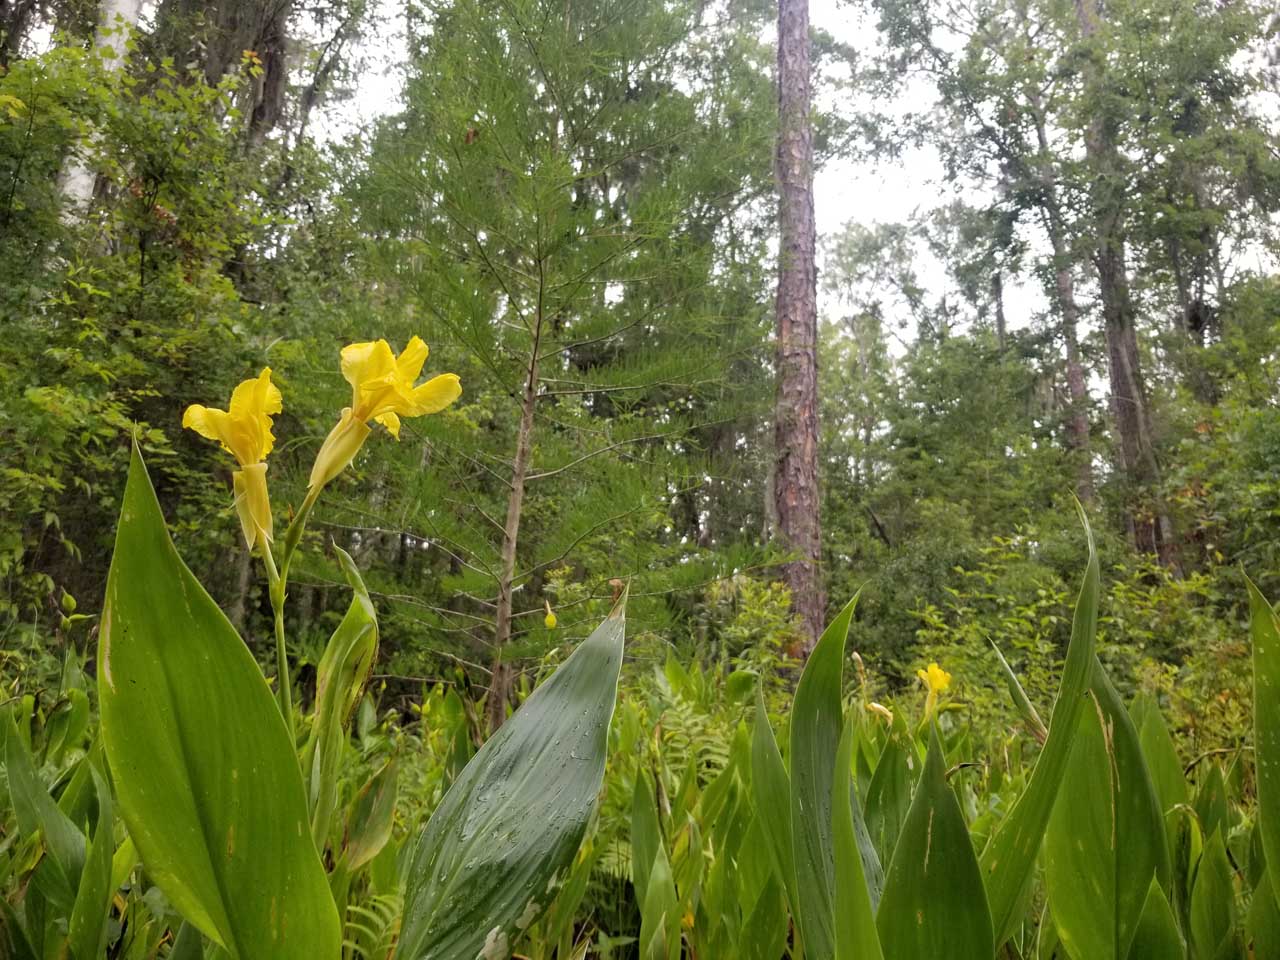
xmin=261 ymin=545 xmax=296 ymax=746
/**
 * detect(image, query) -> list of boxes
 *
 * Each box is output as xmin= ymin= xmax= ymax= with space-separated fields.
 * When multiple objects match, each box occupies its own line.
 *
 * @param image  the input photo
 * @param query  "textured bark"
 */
xmin=773 ymin=0 xmax=824 ymax=653
xmin=1075 ymin=0 xmax=1174 ymax=564
xmin=58 ymin=0 xmax=143 ymax=217
xmin=153 ymin=0 xmax=291 ymax=146
xmin=0 ymin=0 xmax=38 ymax=66
xmin=486 ymin=331 xmax=541 ymax=732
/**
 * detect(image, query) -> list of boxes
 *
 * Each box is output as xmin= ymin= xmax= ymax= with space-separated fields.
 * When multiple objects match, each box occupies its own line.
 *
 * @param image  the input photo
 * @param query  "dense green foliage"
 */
xmin=3 ymin=0 xmax=1280 ymax=954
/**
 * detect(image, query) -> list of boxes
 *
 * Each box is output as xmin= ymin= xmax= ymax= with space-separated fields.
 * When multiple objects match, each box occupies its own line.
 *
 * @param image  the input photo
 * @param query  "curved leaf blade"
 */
xmin=1248 ymin=576 xmax=1280 ymax=904
xmin=99 ymin=445 xmax=340 ymax=959
xmin=789 ymin=594 xmax=858 ymax=960
xmin=396 ymin=600 xmax=625 ymax=960
xmin=981 ymin=508 xmax=1099 ymax=946
xmin=876 ymin=725 xmax=993 ymax=960
xmin=832 ymin=718 xmax=883 ymax=960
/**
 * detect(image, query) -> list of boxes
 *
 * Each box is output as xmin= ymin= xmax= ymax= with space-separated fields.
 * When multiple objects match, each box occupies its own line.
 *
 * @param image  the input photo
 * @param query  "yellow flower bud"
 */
xmin=232 ymin=462 xmax=273 ymax=550
xmin=544 ymin=599 xmax=557 ymax=629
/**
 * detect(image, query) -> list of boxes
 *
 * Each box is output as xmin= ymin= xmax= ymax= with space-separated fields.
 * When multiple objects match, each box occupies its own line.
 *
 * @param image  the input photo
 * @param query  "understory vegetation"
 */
xmin=3 ymin=0 xmax=1280 ymax=955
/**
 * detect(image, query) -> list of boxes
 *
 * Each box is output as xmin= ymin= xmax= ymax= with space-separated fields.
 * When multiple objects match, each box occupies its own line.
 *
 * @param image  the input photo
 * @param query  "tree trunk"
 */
xmin=486 ymin=330 xmax=541 ymax=731
xmin=58 ymin=0 xmax=143 ymax=218
xmin=773 ymin=0 xmax=825 ymax=653
xmin=1053 ymin=249 xmax=1095 ymax=505
xmin=1030 ymin=94 xmax=1095 ymax=505
xmin=1073 ymin=0 xmax=1175 ymax=565
xmin=991 ymin=270 xmax=1007 ymax=350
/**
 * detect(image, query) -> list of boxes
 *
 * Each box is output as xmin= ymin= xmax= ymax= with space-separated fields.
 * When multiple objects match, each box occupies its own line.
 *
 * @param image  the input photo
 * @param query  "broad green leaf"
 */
xmin=751 ymin=686 xmax=799 ymax=922
xmin=1134 ymin=693 xmax=1187 ymax=864
xmin=68 ymin=766 xmax=113 ymax=960
xmin=832 ymin=717 xmax=883 ymax=960
xmin=632 ymin=770 xmax=663 ymax=910
xmin=639 ymin=837 xmax=681 ymax=960
xmin=342 ymin=756 xmax=398 ymax=872
xmin=1249 ymin=576 xmax=1280 ymax=906
xmin=98 ymin=445 xmax=339 ymax=959
xmin=876 ymin=724 xmax=993 ymax=960
xmin=981 ymin=508 xmax=1099 ymax=947
xmin=1190 ymin=829 xmax=1237 ymax=960
xmin=1043 ymin=666 xmax=1169 ymax=960
xmin=1248 ymin=872 xmax=1280 ymax=957
xmin=1128 ymin=877 xmax=1185 ymax=960
xmin=302 ymin=546 xmax=378 ymax=849
xmin=4 ymin=715 xmax=84 ymax=910
xmin=865 ymin=722 xmax=914 ymax=869
xmin=1195 ymin=764 xmax=1232 ymax=844
xmin=396 ymin=599 xmax=625 ymax=960
xmin=790 ymin=594 xmax=858 ymax=960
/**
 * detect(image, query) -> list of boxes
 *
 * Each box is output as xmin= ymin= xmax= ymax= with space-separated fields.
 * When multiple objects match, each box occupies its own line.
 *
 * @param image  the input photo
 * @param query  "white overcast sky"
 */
xmin=315 ymin=0 xmax=1031 ymax=332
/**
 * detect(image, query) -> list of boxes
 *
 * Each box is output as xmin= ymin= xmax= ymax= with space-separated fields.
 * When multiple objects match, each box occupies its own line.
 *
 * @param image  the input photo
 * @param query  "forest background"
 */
xmin=3 ymin=0 xmax=1280 ymax=756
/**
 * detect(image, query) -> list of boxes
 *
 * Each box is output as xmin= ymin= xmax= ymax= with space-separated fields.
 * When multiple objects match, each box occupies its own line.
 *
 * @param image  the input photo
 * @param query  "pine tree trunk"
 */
xmin=58 ymin=0 xmax=142 ymax=217
xmin=773 ymin=0 xmax=824 ymax=653
xmin=1074 ymin=0 xmax=1175 ymax=565
xmin=486 ymin=334 xmax=541 ymax=731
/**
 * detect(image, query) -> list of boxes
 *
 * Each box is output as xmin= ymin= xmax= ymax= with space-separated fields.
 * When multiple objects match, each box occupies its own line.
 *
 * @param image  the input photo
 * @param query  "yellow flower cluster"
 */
xmin=182 ymin=338 xmax=461 ymax=550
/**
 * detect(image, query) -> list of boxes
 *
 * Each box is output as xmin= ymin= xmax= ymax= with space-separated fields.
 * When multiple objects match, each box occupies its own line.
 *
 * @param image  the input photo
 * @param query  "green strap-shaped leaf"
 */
xmin=981 ymin=508 xmax=1099 ymax=947
xmin=1249 ymin=872 xmax=1280 ymax=956
xmin=789 ymin=594 xmax=859 ymax=960
xmin=342 ymin=756 xmax=398 ymax=872
xmin=865 ymin=723 xmax=914 ymax=871
xmin=1128 ymin=878 xmax=1185 ymax=960
xmin=876 ymin=724 xmax=993 ymax=960
xmin=832 ymin=718 xmax=883 ymax=960
xmin=68 ymin=766 xmax=114 ymax=960
xmin=639 ymin=835 xmax=681 ymax=960
xmin=4 ymin=714 xmax=86 ymax=911
xmin=99 ymin=445 xmax=339 ymax=959
xmin=1190 ymin=829 xmax=1237 ymax=960
xmin=1043 ymin=665 xmax=1169 ymax=960
xmin=632 ymin=770 xmax=662 ymax=909
xmin=1248 ymin=577 xmax=1280 ymax=905
xmin=751 ymin=686 xmax=799 ymax=925
xmin=395 ymin=601 xmax=625 ymax=960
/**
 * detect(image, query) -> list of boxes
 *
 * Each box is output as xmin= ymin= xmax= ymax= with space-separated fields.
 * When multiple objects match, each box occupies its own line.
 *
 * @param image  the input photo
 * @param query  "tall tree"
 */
xmin=774 ymin=0 xmax=824 ymax=650
xmin=1072 ymin=0 xmax=1175 ymax=563
xmin=343 ymin=0 xmax=774 ymax=725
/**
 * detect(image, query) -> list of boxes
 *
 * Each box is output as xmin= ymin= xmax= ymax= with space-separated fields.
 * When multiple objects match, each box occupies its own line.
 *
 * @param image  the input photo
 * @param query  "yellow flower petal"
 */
xmin=232 ymin=462 xmax=273 ymax=549
xmin=375 ymin=411 xmax=401 ymax=438
xmin=396 ymin=336 xmax=429 ymax=382
xmin=182 ymin=368 xmax=281 ymax=467
xmin=408 ymin=373 xmax=462 ymax=416
xmin=917 ymin=662 xmax=952 ymax=694
xmin=341 ymin=340 xmax=396 ymax=391
xmin=309 ymin=409 xmax=373 ymax=490
xmin=310 ymin=338 xmax=461 ymax=490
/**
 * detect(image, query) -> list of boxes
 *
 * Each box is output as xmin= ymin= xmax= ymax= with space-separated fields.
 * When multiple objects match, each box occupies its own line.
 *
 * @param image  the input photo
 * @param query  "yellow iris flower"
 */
xmin=182 ymin=367 xmax=281 ymax=550
xmin=917 ymin=661 xmax=952 ymax=721
xmin=309 ymin=337 xmax=461 ymax=491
